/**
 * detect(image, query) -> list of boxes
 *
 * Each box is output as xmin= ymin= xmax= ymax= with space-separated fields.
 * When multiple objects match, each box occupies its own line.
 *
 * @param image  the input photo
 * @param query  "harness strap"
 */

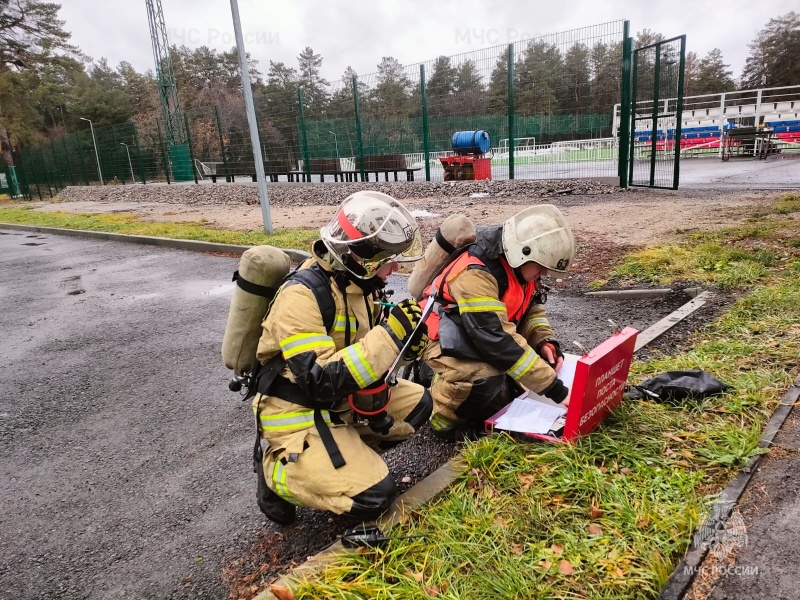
xmin=232 ymin=270 xmax=277 ymax=298
xmin=315 ymin=408 xmax=346 ymax=468
xmin=435 ymin=228 xmax=456 ymax=255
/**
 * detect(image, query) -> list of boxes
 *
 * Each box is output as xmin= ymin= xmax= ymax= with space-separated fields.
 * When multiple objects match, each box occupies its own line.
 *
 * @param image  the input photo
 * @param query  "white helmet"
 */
xmin=502 ymin=204 xmax=575 ymax=273
xmin=321 ymin=191 xmax=424 ymax=279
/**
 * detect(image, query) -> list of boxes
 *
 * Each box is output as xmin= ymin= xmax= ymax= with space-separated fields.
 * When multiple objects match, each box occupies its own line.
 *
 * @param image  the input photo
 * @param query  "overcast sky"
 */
xmin=59 ymin=0 xmax=797 ymax=85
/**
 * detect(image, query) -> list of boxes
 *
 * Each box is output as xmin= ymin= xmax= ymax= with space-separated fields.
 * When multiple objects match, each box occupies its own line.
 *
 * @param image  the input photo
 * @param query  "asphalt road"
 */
xmin=0 ymin=230 xmax=687 ymax=599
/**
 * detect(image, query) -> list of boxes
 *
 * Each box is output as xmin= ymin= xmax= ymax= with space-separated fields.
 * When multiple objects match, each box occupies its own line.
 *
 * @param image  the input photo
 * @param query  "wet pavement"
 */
xmin=0 ymin=230 xmax=688 ymax=599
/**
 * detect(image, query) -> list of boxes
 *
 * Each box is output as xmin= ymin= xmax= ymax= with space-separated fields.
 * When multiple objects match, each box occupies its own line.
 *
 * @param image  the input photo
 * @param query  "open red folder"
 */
xmin=485 ymin=327 xmax=639 ymax=443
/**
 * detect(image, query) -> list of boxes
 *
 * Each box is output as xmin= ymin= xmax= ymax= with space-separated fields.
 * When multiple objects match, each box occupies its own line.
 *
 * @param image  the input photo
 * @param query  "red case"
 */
xmin=485 ymin=327 xmax=639 ymax=443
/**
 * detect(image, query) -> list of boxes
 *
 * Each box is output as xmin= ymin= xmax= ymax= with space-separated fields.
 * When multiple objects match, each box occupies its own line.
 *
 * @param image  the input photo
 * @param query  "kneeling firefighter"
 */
xmin=252 ymin=192 xmax=432 ymax=524
xmin=421 ymin=204 xmax=576 ymax=439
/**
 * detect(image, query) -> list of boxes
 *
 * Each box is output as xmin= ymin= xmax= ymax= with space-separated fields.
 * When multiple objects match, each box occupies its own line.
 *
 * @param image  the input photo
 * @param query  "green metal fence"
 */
xmin=16 ymin=20 xmax=627 ymax=198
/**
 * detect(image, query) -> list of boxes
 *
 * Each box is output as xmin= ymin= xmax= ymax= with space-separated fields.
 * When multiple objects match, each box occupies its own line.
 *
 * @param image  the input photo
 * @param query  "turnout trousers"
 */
xmin=254 ymin=379 xmax=431 ymax=516
xmin=424 ymin=340 xmax=518 ymax=433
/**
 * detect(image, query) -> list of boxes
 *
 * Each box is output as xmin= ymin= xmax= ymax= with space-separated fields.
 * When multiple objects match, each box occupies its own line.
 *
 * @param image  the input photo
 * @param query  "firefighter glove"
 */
xmin=403 ymin=327 xmax=429 ymax=361
xmin=541 ymin=377 xmax=569 ymax=403
xmin=536 ymin=339 xmax=564 ymax=368
xmin=383 ymin=298 xmax=423 ymax=348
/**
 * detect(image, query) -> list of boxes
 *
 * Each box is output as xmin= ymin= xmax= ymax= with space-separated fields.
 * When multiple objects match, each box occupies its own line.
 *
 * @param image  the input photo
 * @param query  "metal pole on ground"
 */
xmin=229 ymin=0 xmax=272 ymax=234
xmin=132 ymin=125 xmax=147 ymax=184
xmin=298 ymin=88 xmax=311 ymax=181
xmin=120 ymin=143 xmax=136 ymax=183
xmin=183 ymin=113 xmax=199 ymax=184
xmin=80 ymin=117 xmax=104 ymax=185
xmin=420 ymin=63 xmax=431 ymax=182
xmin=507 ymin=44 xmax=515 ymax=180
xmin=618 ymin=20 xmax=632 ymax=188
xmin=353 ymin=76 xmax=365 ymax=182
xmin=214 ymin=106 xmax=231 ymax=183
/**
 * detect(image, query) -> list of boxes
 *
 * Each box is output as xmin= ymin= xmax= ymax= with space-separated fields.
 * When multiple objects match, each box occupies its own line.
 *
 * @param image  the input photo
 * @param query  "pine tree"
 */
xmin=486 ymin=54 xmax=508 ymax=115
xmin=694 ymin=49 xmax=734 ymax=95
xmin=370 ymin=56 xmax=411 ymax=118
xmin=562 ymin=44 xmax=591 ymax=116
xmin=741 ymin=12 xmax=800 ymax=88
xmin=297 ymin=46 xmax=329 ymax=119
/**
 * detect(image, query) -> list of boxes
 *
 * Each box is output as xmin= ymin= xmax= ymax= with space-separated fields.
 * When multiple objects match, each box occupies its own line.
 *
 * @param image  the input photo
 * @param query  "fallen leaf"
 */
xmin=637 ymin=518 xmax=650 ymax=529
xmin=539 ymin=560 xmax=553 ymax=571
xmin=512 ymin=543 xmax=524 ymax=555
xmin=425 ymin=584 xmax=441 ymax=597
xmin=558 ymin=560 xmax=574 ymax=575
xmin=598 ymin=466 xmax=609 ymax=473
xmin=405 ymin=570 xmax=424 ymax=583
xmin=494 ymin=516 xmax=509 ymax=528
xmin=551 ymin=543 xmax=564 ymax=555
xmin=587 ymin=524 xmax=603 ymax=536
xmin=590 ymin=505 xmax=604 ymax=519
xmin=269 ymin=585 xmax=296 ymax=600
xmin=518 ymin=473 xmax=536 ymax=490
xmin=620 ymin=468 xmax=633 ymax=475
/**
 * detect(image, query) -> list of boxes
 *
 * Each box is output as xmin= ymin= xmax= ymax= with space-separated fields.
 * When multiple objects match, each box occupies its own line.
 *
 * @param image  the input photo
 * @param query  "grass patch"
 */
xmin=0 ymin=204 xmax=317 ymax=249
xmin=283 ymin=197 xmax=800 ymax=599
xmin=610 ymin=193 xmax=800 ymax=290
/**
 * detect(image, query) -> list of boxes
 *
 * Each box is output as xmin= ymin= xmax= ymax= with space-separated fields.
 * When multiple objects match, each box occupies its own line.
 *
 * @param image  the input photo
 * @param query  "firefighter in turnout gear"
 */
xmin=253 ymin=192 xmax=432 ymax=524
xmin=421 ymin=204 xmax=575 ymax=440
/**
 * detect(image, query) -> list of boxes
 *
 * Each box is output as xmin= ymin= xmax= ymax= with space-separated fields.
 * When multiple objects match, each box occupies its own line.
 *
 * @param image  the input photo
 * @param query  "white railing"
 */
xmin=613 ymin=84 xmax=800 ymax=136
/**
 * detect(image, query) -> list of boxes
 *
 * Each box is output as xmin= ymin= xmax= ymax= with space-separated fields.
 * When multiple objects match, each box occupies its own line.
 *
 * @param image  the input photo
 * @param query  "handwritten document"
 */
xmin=493 ymin=353 xmax=580 ymax=434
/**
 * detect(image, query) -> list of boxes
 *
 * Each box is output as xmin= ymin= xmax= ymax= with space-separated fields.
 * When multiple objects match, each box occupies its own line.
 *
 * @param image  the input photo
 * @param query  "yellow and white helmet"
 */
xmin=321 ymin=191 xmax=424 ymax=279
xmin=502 ymin=204 xmax=575 ymax=273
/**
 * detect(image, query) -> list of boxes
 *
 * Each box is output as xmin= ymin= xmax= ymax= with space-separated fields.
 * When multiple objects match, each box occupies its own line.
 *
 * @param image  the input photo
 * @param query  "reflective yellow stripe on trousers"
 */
xmin=259 ymin=409 xmax=333 ymax=433
xmin=272 ymin=461 xmax=301 ymax=505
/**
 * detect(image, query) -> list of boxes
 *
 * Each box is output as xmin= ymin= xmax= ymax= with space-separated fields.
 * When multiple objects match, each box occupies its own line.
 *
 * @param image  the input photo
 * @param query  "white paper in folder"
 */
xmin=493 ymin=353 xmax=579 ymax=434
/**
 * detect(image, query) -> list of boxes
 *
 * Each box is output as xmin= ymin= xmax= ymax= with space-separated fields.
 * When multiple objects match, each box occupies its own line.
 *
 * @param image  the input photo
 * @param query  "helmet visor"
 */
xmin=325 ymin=202 xmax=424 ymax=278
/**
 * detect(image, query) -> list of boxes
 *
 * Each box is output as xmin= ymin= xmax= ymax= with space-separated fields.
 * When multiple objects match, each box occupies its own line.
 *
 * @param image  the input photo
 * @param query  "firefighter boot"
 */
xmin=256 ymin=461 xmax=296 ymax=525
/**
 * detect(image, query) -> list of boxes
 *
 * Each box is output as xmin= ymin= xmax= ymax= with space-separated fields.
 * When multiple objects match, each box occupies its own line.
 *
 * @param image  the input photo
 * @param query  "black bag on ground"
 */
xmin=625 ymin=370 xmax=732 ymax=403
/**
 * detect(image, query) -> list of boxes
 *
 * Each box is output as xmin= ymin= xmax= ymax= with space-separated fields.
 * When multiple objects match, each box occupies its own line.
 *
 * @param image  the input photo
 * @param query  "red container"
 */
xmin=439 ymin=155 xmax=492 ymax=181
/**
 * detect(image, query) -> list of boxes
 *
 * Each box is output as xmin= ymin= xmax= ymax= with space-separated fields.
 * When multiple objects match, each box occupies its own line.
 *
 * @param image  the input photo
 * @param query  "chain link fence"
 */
xmin=14 ymin=20 xmax=626 ymax=200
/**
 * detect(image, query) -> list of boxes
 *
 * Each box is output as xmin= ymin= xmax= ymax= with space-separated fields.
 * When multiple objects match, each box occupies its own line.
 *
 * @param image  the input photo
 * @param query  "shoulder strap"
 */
xmin=287 ymin=263 xmax=336 ymax=333
xmin=469 ymin=245 xmax=509 ymax=296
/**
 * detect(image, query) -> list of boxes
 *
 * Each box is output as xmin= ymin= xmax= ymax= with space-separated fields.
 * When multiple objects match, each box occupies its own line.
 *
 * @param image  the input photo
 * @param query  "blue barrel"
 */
xmin=451 ymin=130 xmax=491 ymax=155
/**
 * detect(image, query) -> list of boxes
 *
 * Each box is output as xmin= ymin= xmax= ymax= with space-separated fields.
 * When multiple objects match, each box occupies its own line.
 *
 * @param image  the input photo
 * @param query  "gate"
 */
xmin=628 ymin=36 xmax=686 ymax=189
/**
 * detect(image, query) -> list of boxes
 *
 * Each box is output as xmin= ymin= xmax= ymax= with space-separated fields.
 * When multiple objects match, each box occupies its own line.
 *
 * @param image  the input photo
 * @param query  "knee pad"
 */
xmin=348 ymin=474 xmax=398 ymax=520
xmin=454 ymin=374 xmax=508 ymax=421
xmin=404 ymin=389 xmax=433 ymax=431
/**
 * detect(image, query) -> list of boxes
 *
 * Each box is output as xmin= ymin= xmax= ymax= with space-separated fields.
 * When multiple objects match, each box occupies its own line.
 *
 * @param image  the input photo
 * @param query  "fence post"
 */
xmin=183 ymin=113 xmax=198 ymax=184
xmin=673 ymin=35 xmax=687 ymax=191
xmin=76 ymin=132 xmax=90 ymax=185
xmin=649 ymin=43 xmax=662 ymax=188
xmin=156 ymin=119 xmax=171 ymax=184
xmin=132 ymin=124 xmax=146 ymax=184
xmin=62 ymin=136 xmax=76 ymax=186
xmin=353 ymin=76 xmax=365 ymax=182
xmin=618 ymin=20 xmax=632 ymax=188
xmin=214 ymin=105 xmax=231 ymax=183
xmin=507 ymin=43 xmax=515 ymax=180
xmin=420 ymin=64 xmax=431 ymax=182
xmin=297 ymin=88 xmax=312 ymax=181
xmin=49 ymin=140 xmax=63 ymax=193
xmin=111 ymin=125 xmax=124 ymax=184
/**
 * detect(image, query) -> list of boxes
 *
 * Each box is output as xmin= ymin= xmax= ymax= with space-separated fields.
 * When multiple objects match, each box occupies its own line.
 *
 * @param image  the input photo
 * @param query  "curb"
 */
xmin=586 ymin=288 xmax=673 ymax=299
xmin=658 ymin=374 xmax=800 ymax=600
xmin=0 ymin=223 xmax=310 ymax=264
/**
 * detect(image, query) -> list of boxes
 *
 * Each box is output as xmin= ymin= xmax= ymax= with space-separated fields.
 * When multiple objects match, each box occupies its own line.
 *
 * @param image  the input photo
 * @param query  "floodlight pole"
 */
xmin=329 ymin=131 xmax=339 ymax=159
xmin=120 ymin=143 xmax=135 ymax=182
xmin=229 ymin=0 xmax=272 ymax=234
xmin=80 ymin=117 xmax=104 ymax=185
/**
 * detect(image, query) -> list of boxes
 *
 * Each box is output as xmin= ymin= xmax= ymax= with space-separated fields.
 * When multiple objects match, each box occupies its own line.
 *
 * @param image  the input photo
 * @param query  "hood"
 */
xmin=474 ymin=225 xmax=504 ymax=260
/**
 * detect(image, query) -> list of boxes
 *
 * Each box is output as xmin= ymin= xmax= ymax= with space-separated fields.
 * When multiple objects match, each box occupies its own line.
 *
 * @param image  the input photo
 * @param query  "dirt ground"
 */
xmin=31 ymin=188 xmax=780 ymax=247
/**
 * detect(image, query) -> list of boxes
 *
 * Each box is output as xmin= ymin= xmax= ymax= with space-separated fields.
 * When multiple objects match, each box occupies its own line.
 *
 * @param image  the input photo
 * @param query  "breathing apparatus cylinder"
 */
xmin=408 ymin=214 xmax=476 ymax=300
xmin=349 ymin=381 xmax=393 ymax=435
xmin=222 ymin=246 xmax=292 ymax=377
